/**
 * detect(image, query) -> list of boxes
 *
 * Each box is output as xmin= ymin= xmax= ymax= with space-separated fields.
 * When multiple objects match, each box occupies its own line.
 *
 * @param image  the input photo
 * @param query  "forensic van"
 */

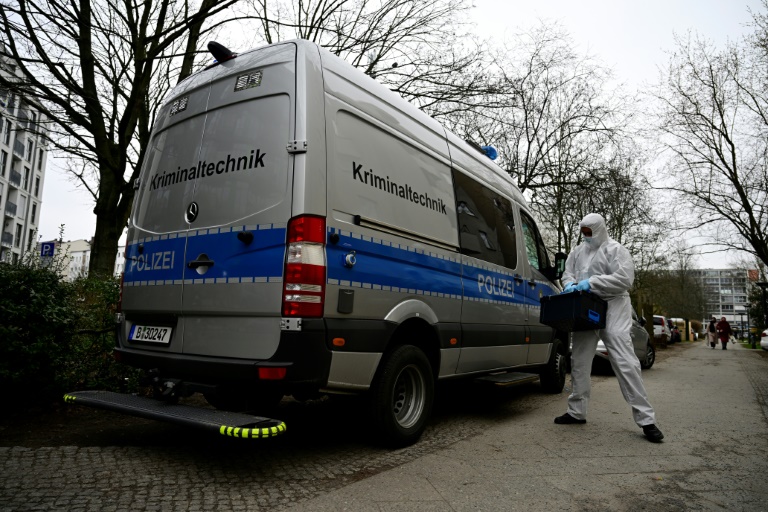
xmin=68 ymin=40 xmax=568 ymax=447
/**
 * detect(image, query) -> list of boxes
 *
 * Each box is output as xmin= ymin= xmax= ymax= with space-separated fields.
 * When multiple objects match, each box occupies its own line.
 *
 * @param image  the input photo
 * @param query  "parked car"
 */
xmin=669 ymin=324 xmax=681 ymax=344
xmin=568 ymin=309 xmax=655 ymax=372
xmin=761 ymin=329 xmax=768 ymax=351
xmin=594 ymin=309 xmax=656 ymax=370
xmin=653 ymin=315 xmax=671 ymax=344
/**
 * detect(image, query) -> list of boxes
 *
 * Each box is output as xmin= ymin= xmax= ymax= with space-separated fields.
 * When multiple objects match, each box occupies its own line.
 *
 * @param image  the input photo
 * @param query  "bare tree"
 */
xmin=225 ymin=0 xmax=500 ymax=116
xmin=651 ymin=20 xmax=768 ymax=268
xmin=0 ymin=0 xmax=240 ymax=276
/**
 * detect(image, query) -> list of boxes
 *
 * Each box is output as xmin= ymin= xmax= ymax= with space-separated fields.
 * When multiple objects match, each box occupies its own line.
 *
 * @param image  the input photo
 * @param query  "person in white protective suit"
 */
xmin=554 ymin=213 xmax=664 ymax=443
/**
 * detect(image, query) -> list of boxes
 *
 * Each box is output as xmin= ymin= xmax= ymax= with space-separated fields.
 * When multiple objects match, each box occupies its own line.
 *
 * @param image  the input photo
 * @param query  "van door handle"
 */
xmin=527 ymin=279 xmax=537 ymax=288
xmin=513 ymin=274 xmax=524 ymax=284
xmin=188 ymin=254 xmax=215 ymax=270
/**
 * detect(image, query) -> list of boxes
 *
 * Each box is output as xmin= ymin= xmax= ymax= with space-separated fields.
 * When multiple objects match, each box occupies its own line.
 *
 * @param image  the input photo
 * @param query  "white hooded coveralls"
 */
xmin=561 ymin=213 xmax=656 ymax=426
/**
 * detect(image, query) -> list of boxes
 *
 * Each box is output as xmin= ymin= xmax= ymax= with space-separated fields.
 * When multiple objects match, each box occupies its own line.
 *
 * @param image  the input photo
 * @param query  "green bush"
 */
xmin=0 ymin=254 xmax=140 ymax=410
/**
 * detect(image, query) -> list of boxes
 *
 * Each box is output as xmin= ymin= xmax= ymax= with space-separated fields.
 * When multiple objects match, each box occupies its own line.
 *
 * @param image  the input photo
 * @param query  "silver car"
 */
xmin=594 ymin=309 xmax=656 ymax=370
xmin=569 ymin=309 xmax=656 ymax=372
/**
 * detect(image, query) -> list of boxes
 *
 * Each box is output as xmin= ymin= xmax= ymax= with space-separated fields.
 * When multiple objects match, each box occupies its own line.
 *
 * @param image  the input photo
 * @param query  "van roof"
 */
xmin=185 ymin=39 xmax=526 ymax=206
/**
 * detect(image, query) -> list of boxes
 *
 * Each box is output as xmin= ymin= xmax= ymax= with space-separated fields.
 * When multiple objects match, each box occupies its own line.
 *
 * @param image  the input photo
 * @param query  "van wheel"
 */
xmin=369 ymin=345 xmax=434 ymax=448
xmin=640 ymin=342 xmax=656 ymax=370
xmin=539 ymin=340 xmax=566 ymax=393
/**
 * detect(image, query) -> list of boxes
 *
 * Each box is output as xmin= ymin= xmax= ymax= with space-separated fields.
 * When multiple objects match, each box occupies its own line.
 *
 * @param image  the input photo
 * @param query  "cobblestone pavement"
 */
xmin=0 ymin=374 xmax=567 ymax=511
xmin=2 ymin=344 xmax=760 ymax=511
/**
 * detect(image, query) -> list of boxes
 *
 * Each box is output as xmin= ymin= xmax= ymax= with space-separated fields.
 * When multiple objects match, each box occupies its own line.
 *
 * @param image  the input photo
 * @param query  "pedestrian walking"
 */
xmin=555 ymin=213 xmax=664 ymax=443
xmin=707 ymin=317 xmax=717 ymax=349
xmin=716 ymin=316 xmax=732 ymax=350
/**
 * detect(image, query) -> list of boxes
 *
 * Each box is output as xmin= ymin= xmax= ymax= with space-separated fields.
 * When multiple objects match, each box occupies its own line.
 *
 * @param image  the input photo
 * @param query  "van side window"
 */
xmin=453 ymin=170 xmax=517 ymax=269
xmin=520 ymin=211 xmax=550 ymax=271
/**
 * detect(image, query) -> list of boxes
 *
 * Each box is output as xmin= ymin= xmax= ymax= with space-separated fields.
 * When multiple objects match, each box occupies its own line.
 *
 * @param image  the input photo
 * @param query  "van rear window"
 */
xmin=653 ymin=318 xmax=663 ymax=325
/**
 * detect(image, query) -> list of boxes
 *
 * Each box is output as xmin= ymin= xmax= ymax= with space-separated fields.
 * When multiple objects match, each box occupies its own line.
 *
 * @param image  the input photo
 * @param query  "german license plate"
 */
xmin=129 ymin=324 xmax=172 ymax=344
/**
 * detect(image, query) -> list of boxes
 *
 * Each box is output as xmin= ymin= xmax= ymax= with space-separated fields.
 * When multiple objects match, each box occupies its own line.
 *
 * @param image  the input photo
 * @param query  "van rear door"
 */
xmin=124 ymin=43 xmax=297 ymax=361
xmin=180 ymin=44 xmax=296 ymax=360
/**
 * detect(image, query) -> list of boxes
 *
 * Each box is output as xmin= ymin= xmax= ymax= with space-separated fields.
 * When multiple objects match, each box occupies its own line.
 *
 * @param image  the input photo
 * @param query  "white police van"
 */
xmin=75 ymin=40 xmax=568 ymax=447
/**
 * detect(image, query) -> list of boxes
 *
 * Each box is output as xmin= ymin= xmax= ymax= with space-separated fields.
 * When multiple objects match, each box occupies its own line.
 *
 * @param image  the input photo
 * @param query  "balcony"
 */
xmin=13 ymin=138 xmax=24 ymax=158
xmin=8 ymin=169 xmax=21 ymax=188
xmin=1 ymin=232 xmax=12 ymax=248
xmin=4 ymin=200 xmax=16 ymax=217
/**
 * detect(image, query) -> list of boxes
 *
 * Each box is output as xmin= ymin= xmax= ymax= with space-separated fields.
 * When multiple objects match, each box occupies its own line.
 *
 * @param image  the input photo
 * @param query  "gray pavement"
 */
xmin=292 ymin=342 xmax=768 ymax=511
xmin=1 ymin=341 xmax=767 ymax=511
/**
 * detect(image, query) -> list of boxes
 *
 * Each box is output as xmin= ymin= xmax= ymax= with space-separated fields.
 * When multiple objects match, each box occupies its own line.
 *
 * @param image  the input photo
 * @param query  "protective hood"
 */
xmin=579 ymin=213 xmax=610 ymax=248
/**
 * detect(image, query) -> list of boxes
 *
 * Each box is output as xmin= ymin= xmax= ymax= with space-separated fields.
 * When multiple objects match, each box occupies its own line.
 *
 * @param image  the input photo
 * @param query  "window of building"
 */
xmin=34 ymin=176 xmax=40 ymax=197
xmin=17 ymin=195 xmax=26 ymax=220
xmin=721 ymin=304 xmax=734 ymax=312
xmin=25 ymin=139 xmax=33 ymax=162
xmin=31 ymin=203 xmax=37 ymax=224
xmin=27 ymin=229 xmax=34 ymax=251
xmin=3 ymin=120 xmax=10 ymax=145
xmin=453 ymin=170 xmax=518 ymax=269
xmin=37 ymin=148 xmax=43 ymax=170
xmin=23 ymin=167 xmax=30 ymax=190
xmin=14 ymin=223 xmax=22 ymax=247
xmin=0 ymin=150 xmax=7 ymax=177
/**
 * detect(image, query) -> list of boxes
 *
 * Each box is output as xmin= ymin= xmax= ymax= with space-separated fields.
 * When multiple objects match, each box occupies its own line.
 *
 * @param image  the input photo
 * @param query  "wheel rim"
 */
xmin=645 ymin=345 xmax=655 ymax=366
xmin=392 ymin=364 xmax=426 ymax=429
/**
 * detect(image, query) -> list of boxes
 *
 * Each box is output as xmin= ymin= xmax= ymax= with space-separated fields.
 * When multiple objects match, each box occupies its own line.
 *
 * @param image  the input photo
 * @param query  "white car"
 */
xmin=761 ymin=329 xmax=768 ymax=351
xmin=653 ymin=315 xmax=671 ymax=344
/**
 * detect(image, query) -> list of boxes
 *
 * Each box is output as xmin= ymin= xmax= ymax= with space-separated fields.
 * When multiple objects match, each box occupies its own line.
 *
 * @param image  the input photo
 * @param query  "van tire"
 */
xmin=539 ymin=340 xmax=566 ymax=393
xmin=369 ymin=345 xmax=434 ymax=448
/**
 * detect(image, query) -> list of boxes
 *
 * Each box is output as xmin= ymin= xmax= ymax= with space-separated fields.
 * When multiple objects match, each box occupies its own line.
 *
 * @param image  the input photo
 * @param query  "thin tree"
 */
xmin=652 ymin=24 xmax=768 ymax=268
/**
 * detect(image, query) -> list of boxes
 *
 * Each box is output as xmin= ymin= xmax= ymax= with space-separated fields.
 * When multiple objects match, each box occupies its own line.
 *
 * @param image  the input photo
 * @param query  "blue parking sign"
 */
xmin=41 ymin=242 xmax=55 ymax=257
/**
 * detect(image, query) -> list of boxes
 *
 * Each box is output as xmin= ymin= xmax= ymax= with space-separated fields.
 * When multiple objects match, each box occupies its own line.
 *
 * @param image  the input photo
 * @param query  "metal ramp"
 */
xmin=474 ymin=372 xmax=540 ymax=387
xmin=63 ymin=390 xmax=286 ymax=439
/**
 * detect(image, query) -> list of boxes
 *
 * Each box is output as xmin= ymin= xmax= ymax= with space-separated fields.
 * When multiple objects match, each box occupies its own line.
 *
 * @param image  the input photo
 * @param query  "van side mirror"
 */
xmin=554 ymin=252 xmax=567 ymax=280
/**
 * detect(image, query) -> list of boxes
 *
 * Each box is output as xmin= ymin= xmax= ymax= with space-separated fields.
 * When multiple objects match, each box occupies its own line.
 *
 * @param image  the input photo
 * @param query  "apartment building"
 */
xmin=0 ymin=50 xmax=47 ymax=263
xmin=691 ymin=268 xmax=754 ymax=331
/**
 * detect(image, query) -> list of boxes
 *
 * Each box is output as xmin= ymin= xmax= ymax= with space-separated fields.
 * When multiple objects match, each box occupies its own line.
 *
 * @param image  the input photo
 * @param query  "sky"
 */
xmin=37 ymin=0 xmax=763 ymax=268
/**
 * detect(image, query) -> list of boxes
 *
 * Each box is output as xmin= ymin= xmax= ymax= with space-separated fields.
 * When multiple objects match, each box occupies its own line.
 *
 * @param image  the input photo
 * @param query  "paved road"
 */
xmin=1 ymin=342 xmax=767 ymax=511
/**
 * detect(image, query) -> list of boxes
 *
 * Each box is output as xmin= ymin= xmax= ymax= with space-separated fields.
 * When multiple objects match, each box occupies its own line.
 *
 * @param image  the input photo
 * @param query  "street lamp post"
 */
xmin=756 ymin=282 xmax=768 ymax=350
xmin=736 ymin=309 xmax=745 ymax=342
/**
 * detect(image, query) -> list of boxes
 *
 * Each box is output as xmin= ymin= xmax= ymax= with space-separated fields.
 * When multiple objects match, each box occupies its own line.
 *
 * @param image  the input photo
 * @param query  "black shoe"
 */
xmin=554 ymin=413 xmax=586 ymax=425
xmin=642 ymin=424 xmax=664 ymax=443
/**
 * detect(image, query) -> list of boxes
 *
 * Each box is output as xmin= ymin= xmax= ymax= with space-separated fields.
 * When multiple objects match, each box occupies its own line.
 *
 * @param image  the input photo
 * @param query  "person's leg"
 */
xmin=565 ymin=330 xmax=599 ymax=421
xmin=603 ymin=329 xmax=656 ymax=426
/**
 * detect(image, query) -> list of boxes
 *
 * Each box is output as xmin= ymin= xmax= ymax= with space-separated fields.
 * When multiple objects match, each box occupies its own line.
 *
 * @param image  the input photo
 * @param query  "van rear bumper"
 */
xmin=115 ymin=319 xmax=332 ymax=388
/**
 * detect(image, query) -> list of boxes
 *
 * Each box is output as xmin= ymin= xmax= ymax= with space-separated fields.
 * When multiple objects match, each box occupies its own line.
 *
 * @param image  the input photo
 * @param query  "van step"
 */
xmin=475 ymin=372 xmax=540 ymax=387
xmin=63 ymin=390 xmax=286 ymax=439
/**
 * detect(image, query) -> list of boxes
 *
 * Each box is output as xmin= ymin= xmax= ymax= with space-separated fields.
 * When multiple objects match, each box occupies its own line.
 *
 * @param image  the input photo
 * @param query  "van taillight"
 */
xmin=282 ymin=215 xmax=326 ymax=317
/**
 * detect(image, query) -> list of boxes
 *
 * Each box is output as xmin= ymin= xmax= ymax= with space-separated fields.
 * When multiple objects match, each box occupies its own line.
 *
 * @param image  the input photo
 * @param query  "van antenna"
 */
xmin=208 ymin=41 xmax=236 ymax=63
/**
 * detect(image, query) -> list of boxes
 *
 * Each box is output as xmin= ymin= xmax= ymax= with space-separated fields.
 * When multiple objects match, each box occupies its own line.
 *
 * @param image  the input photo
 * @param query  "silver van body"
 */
xmin=117 ymin=40 xmax=566 ymax=446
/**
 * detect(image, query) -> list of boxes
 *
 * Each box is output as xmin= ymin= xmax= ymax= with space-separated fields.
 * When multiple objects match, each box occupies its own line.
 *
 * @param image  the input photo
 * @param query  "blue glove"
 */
xmin=561 ymin=282 xmax=576 ymax=294
xmin=575 ymin=279 xmax=591 ymax=292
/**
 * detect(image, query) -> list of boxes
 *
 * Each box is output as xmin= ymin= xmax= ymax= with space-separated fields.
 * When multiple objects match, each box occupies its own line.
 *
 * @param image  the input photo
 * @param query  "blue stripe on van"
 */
xmin=327 ymin=229 xmax=534 ymax=305
xmin=326 ymin=231 xmax=464 ymax=297
xmin=123 ymin=227 xmax=286 ymax=284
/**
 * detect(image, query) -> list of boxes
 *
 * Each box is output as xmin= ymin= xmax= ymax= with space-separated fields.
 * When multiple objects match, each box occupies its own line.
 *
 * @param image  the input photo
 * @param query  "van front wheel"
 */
xmin=369 ymin=345 xmax=434 ymax=448
xmin=539 ymin=340 xmax=567 ymax=393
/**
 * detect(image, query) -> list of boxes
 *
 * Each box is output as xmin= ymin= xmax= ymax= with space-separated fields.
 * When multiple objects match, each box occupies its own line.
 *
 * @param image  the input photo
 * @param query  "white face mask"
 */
xmin=583 ymin=235 xmax=594 ymax=244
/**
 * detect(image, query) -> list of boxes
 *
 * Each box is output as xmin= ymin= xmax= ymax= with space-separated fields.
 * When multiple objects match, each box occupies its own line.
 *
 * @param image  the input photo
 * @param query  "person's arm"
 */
xmin=587 ymin=244 xmax=634 ymax=296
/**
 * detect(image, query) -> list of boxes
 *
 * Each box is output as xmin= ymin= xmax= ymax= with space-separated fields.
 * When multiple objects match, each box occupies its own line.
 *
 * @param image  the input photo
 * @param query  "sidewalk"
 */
xmin=292 ymin=342 xmax=768 ymax=511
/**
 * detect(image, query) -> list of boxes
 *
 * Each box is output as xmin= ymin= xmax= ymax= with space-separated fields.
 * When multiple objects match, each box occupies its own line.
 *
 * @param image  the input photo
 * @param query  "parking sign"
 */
xmin=41 ymin=242 xmax=55 ymax=257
